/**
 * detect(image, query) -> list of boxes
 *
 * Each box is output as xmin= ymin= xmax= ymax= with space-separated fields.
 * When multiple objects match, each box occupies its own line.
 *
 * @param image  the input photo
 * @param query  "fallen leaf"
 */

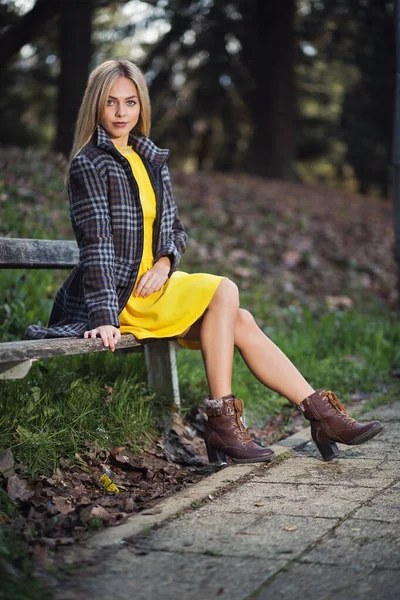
xmin=124 ymin=497 xmax=136 ymax=512
xmin=104 ymin=384 xmax=113 ymax=403
xmin=7 ymin=474 xmax=34 ymax=501
xmin=284 ymin=525 xmax=298 ymax=532
xmin=0 ymin=449 xmax=15 ymax=477
xmin=52 ymin=496 xmax=74 ymax=515
xmin=110 ymin=447 xmax=147 ymax=473
xmin=51 ymin=467 xmax=64 ymax=483
xmin=90 ymin=505 xmax=113 ymax=520
xmin=343 ymin=355 xmax=364 ymax=363
xmin=325 ymin=295 xmax=353 ymax=309
xmin=282 ymin=250 xmax=301 ymax=268
xmin=254 ymin=502 xmax=265 ymax=507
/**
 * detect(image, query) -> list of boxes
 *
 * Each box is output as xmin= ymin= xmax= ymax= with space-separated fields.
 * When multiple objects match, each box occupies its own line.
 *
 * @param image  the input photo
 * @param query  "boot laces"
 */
xmin=324 ymin=391 xmax=355 ymax=425
xmin=232 ymin=397 xmax=254 ymax=445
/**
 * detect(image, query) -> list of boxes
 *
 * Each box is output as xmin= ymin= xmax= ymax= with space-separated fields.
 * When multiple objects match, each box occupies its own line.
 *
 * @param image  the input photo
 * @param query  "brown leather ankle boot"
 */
xmin=300 ymin=389 xmax=383 ymax=461
xmin=203 ymin=394 xmax=275 ymax=464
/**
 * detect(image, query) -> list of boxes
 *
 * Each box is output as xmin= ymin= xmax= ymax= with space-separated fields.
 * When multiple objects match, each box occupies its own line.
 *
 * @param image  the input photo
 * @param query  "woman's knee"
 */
xmin=236 ymin=308 xmax=257 ymax=332
xmin=211 ymin=278 xmax=239 ymax=309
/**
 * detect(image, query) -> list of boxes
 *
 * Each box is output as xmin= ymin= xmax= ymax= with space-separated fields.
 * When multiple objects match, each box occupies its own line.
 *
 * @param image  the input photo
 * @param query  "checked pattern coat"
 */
xmin=25 ymin=126 xmax=187 ymax=339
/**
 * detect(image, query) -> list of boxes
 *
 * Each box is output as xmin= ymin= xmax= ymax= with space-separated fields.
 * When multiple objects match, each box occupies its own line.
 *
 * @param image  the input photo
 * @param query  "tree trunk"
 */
xmin=0 ymin=0 xmax=60 ymax=67
xmin=54 ymin=0 xmax=93 ymax=156
xmin=240 ymin=0 xmax=296 ymax=179
xmin=393 ymin=0 xmax=400 ymax=301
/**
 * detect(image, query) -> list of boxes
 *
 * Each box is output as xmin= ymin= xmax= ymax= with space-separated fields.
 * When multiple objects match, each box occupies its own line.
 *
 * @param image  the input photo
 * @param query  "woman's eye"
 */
xmin=127 ymin=100 xmax=136 ymax=106
xmin=107 ymin=99 xmax=114 ymax=105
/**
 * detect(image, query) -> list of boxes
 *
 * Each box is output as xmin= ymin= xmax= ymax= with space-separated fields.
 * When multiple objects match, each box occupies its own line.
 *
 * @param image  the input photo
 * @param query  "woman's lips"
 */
xmin=114 ymin=122 xmax=128 ymax=127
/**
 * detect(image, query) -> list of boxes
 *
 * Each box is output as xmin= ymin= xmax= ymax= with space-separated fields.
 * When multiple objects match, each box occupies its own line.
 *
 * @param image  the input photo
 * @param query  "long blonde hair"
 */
xmin=69 ymin=59 xmax=151 ymax=161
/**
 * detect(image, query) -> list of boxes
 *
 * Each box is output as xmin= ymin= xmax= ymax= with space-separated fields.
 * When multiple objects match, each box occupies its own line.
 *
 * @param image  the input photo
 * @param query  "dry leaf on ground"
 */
xmin=51 ymin=496 xmax=74 ymax=515
xmin=7 ymin=474 xmax=34 ymax=501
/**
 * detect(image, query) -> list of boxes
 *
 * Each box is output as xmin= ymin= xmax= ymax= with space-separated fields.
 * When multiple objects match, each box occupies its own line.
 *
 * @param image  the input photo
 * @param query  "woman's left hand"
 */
xmin=134 ymin=259 xmax=170 ymax=298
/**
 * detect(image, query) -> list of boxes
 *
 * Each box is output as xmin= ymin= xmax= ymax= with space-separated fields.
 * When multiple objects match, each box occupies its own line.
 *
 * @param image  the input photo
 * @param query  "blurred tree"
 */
xmin=341 ymin=0 xmax=395 ymax=196
xmin=0 ymin=0 xmax=131 ymax=155
xmin=0 ymin=0 xmax=59 ymax=65
xmin=141 ymin=0 xmax=297 ymax=179
xmin=295 ymin=0 xmax=395 ymax=196
xmin=0 ymin=0 xmax=395 ymax=194
xmin=55 ymin=0 xmax=93 ymax=154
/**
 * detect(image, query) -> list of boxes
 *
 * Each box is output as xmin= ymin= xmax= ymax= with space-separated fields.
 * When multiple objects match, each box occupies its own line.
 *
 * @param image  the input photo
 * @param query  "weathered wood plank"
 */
xmin=0 ymin=238 xmax=79 ymax=268
xmin=0 ymin=334 xmax=143 ymax=362
xmin=144 ymin=340 xmax=181 ymax=407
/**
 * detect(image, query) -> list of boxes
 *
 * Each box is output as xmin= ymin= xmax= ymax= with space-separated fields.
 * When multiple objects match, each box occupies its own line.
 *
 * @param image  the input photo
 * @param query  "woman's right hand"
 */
xmin=83 ymin=325 xmax=121 ymax=351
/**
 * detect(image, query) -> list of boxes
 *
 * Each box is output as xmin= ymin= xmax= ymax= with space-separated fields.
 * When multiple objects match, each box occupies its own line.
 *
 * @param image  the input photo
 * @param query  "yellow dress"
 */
xmin=118 ymin=147 xmax=224 ymax=349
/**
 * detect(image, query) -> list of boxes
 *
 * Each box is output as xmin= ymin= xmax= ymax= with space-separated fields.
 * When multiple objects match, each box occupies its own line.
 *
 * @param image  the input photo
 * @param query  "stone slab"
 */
xmin=253 ymin=457 xmax=400 ymax=488
xmin=354 ymin=485 xmax=400 ymax=522
xmin=195 ymin=481 xmax=377 ymax=518
xmin=301 ymin=518 xmax=400 ymax=569
xmin=361 ymin=402 xmax=400 ymax=423
xmin=132 ymin=512 xmax=337 ymax=559
xmin=253 ymin=562 xmax=400 ymax=600
xmin=56 ymin=549 xmax=285 ymax=600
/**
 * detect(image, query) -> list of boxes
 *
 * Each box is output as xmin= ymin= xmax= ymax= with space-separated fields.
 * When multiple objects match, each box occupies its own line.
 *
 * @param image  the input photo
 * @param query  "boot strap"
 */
xmin=206 ymin=405 xmax=235 ymax=417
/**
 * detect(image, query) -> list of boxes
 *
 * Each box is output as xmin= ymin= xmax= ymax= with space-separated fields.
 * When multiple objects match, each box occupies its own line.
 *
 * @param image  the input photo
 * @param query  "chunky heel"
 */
xmin=315 ymin=440 xmax=340 ymax=461
xmin=206 ymin=444 xmax=227 ymax=464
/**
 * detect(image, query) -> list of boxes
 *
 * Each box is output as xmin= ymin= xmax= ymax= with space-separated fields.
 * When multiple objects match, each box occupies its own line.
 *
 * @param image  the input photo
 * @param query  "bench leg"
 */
xmin=144 ymin=341 xmax=180 ymax=408
xmin=0 ymin=360 xmax=34 ymax=379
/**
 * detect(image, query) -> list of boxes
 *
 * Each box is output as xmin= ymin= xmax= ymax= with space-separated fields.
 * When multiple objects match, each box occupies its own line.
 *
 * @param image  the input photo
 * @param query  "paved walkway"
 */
xmin=59 ymin=402 xmax=400 ymax=600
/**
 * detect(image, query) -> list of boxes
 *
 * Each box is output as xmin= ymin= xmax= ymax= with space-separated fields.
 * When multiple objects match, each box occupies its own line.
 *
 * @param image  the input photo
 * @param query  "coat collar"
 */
xmin=94 ymin=125 xmax=170 ymax=166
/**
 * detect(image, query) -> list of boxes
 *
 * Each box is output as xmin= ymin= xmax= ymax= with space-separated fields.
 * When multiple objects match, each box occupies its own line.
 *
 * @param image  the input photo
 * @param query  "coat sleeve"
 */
xmin=68 ymin=154 xmax=120 ymax=329
xmin=154 ymin=163 xmax=187 ymax=274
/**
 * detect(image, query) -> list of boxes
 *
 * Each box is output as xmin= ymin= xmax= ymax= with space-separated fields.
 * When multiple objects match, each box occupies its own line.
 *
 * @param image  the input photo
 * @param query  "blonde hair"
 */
xmin=69 ymin=59 xmax=151 ymax=161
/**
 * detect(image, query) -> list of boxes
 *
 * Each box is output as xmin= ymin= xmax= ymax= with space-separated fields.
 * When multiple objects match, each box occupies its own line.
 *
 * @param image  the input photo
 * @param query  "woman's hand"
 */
xmin=135 ymin=258 xmax=170 ymax=298
xmin=83 ymin=325 xmax=121 ymax=351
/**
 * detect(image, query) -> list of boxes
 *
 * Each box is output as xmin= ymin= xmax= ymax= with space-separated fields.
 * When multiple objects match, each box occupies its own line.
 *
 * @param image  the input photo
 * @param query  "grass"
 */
xmin=0 ymin=351 xmax=169 ymax=474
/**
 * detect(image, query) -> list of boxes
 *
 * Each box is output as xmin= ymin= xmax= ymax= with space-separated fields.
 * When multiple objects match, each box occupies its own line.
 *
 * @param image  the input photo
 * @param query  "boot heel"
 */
xmin=206 ymin=444 xmax=227 ymax=464
xmin=315 ymin=440 xmax=340 ymax=461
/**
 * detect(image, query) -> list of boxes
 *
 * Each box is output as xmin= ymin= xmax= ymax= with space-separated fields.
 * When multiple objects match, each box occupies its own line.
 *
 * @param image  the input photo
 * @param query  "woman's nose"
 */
xmin=115 ymin=103 xmax=126 ymax=117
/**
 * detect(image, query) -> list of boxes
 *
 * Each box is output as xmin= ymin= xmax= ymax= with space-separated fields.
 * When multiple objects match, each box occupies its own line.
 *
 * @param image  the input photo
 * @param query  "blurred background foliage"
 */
xmin=0 ymin=0 xmax=395 ymax=197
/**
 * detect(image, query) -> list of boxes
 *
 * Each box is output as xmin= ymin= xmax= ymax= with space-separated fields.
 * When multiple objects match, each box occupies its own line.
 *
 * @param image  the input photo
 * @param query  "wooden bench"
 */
xmin=0 ymin=238 xmax=181 ymax=406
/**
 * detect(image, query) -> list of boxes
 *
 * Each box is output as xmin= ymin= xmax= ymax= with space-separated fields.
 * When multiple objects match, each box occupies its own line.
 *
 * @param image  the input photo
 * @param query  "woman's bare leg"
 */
xmin=196 ymin=279 xmax=239 ymax=399
xmin=233 ymin=309 xmax=314 ymax=405
xmin=181 ymin=299 xmax=314 ymax=405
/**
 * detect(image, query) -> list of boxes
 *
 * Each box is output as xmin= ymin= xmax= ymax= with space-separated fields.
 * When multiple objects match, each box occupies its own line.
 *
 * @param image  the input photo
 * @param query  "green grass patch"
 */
xmin=0 ymin=351 xmax=169 ymax=474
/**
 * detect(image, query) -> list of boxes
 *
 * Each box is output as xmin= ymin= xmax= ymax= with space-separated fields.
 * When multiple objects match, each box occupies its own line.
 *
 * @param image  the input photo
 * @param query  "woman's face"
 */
xmin=100 ymin=76 xmax=141 ymax=145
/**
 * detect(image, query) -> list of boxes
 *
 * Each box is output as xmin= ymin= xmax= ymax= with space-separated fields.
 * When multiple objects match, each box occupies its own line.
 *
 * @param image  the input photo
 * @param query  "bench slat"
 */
xmin=0 ymin=335 xmax=142 ymax=362
xmin=0 ymin=238 xmax=78 ymax=268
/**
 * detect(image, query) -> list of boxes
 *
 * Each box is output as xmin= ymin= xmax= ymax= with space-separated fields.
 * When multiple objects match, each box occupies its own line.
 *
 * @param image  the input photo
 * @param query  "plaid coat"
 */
xmin=25 ymin=126 xmax=187 ymax=339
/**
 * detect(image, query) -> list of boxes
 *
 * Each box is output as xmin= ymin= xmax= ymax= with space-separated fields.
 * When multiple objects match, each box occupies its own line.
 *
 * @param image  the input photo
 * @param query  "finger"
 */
xmin=114 ymin=329 xmax=121 ymax=344
xmin=100 ymin=330 xmax=109 ymax=348
xmin=141 ymin=278 xmax=158 ymax=297
xmin=141 ymin=286 xmax=153 ymax=298
xmin=136 ymin=273 xmax=153 ymax=297
xmin=84 ymin=331 xmax=89 ymax=338
xmin=108 ymin=331 xmax=116 ymax=352
xmin=90 ymin=330 xmax=98 ymax=338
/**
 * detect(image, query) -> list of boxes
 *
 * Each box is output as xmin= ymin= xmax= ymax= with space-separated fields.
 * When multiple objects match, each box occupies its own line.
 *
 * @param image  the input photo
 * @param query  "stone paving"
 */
xmin=58 ymin=402 xmax=400 ymax=600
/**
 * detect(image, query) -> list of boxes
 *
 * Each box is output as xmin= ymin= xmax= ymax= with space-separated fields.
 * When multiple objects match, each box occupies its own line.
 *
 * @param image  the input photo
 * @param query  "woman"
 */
xmin=26 ymin=59 xmax=382 ymax=464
